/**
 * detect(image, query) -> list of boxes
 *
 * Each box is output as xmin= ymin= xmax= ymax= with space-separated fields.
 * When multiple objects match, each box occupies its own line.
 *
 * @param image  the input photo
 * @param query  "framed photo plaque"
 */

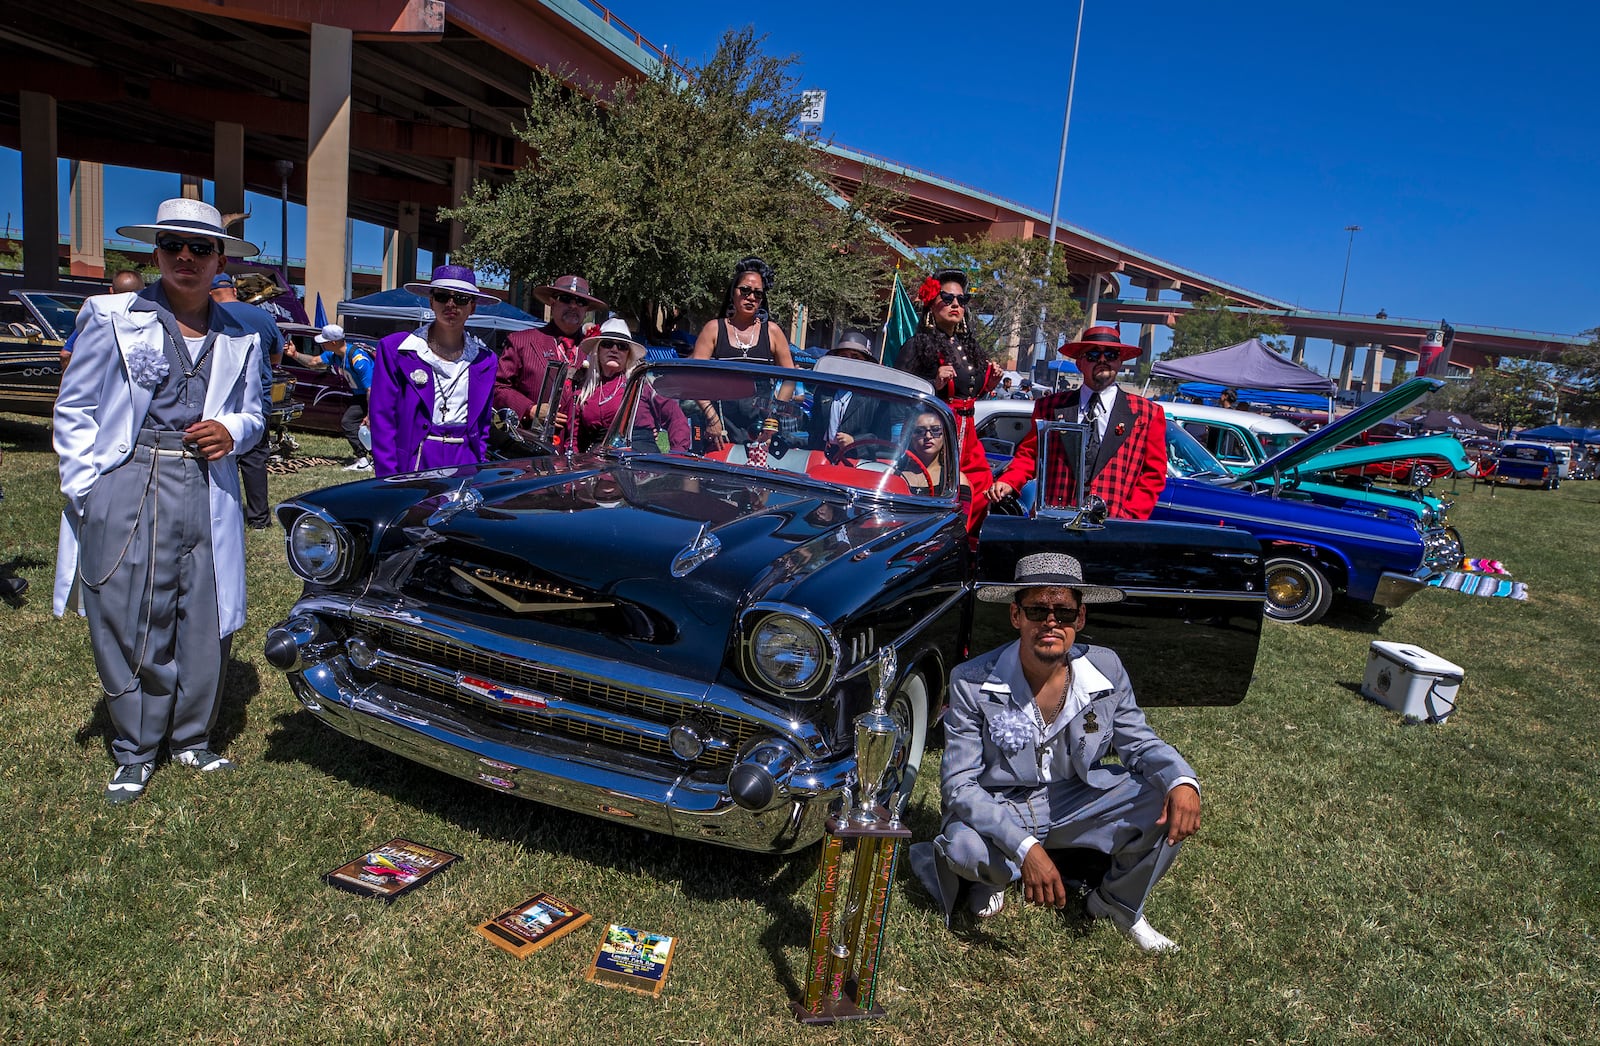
xmin=321 ymin=838 xmax=461 ymax=903
xmin=475 ymin=892 xmax=592 ymax=959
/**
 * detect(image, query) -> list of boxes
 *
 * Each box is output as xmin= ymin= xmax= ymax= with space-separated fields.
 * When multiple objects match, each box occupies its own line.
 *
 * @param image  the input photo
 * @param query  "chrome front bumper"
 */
xmin=1372 ymin=568 xmax=1432 ymax=608
xmin=278 ymin=627 xmax=850 ymax=854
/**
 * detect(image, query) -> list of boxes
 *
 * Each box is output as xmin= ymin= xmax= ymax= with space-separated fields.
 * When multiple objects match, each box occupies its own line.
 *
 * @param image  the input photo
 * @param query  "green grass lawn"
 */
xmin=2 ymin=412 xmax=1597 ymax=1043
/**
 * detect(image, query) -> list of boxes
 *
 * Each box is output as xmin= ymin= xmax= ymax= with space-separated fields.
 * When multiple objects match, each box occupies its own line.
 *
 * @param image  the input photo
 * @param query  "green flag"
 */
xmin=879 ymin=269 xmax=920 ymax=368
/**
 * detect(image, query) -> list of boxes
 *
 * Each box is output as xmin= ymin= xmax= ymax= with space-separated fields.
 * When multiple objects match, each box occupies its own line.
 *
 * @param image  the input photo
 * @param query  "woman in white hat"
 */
xmin=572 ymin=318 xmax=690 ymax=454
xmin=368 ymin=265 xmax=500 ymax=476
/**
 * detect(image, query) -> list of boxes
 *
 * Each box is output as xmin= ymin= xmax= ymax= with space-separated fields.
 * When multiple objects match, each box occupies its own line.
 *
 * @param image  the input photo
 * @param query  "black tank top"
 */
xmin=712 ymin=318 xmax=774 ymax=363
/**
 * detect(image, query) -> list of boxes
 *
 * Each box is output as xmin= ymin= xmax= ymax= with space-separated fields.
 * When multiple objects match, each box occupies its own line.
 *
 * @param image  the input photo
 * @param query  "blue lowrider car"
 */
xmin=265 ymin=357 xmax=1267 ymax=852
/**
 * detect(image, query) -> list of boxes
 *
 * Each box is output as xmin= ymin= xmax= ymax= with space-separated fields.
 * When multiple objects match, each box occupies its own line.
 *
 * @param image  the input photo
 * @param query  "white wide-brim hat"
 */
xmin=116 ymin=198 xmax=259 ymax=258
xmin=579 ymin=316 xmax=648 ymax=366
xmin=403 ymin=264 xmax=499 ymax=303
xmin=975 ymin=552 xmax=1124 ymax=604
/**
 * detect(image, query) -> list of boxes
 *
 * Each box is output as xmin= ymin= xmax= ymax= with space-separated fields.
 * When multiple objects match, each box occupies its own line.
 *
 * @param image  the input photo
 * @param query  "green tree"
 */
xmin=1554 ymin=327 xmax=1600 ymax=424
xmin=905 ymin=237 xmax=1082 ymax=367
xmin=443 ymin=29 xmax=901 ymax=336
xmin=1435 ymin=359 xmax=1551 ymax=435
xmin=1165 ymin=293 xmax=1286 ymax=359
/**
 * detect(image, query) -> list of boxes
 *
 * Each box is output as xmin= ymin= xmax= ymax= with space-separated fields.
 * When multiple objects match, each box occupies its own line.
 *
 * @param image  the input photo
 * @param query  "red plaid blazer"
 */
xmin=995 ymin=389 xmax=1167 ymax=519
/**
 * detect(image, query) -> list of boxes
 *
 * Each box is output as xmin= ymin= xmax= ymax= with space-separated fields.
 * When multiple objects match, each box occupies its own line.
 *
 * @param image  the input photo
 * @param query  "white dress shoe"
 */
xmin=967 ymin=881 xmax=1006 ymax=918
xmin=1085 ymin=891 xmax=1180 ymax=953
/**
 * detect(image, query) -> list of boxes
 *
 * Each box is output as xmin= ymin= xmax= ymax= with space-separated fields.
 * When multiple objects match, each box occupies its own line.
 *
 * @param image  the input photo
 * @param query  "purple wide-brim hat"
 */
xmin=404 ymin=264 xmax=499 ymax=303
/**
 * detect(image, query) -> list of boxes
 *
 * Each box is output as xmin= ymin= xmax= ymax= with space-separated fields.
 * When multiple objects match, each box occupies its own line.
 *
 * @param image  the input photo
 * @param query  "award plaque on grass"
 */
xmin=322 ymin=838 xmax=461 ymax=903
xmin=475 ymin=893 xmax=592 ymax=959
xmin=585 ymin=924 xmax=676 ymax=997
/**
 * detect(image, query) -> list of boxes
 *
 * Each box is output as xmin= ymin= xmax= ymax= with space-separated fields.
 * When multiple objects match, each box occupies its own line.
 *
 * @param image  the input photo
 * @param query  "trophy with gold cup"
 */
xmin=793 ymin=647 xmax=912 ymax=1024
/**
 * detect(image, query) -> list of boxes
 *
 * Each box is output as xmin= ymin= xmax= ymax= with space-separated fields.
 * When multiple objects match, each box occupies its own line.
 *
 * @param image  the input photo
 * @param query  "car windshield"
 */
xmin=602 ymin=360 xmax=960 ymax=501
xmin=15 ymin=292 xmax=86 ymax=340
xmin=1165 ymin=420 xmax=1230 ymax=479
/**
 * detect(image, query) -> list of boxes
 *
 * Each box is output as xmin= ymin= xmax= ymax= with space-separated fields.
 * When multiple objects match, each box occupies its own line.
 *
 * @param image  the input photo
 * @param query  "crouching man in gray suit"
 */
xmin=910 ymin=553 xmax=1201 ymax=952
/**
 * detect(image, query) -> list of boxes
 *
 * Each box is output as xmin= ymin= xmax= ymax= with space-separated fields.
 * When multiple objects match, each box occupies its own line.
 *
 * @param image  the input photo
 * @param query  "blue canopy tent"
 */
xmin=1515 ymin=424 xmax=1596 ymax=443
xmin=1172 ymin=382 xmax=1333 ymax=413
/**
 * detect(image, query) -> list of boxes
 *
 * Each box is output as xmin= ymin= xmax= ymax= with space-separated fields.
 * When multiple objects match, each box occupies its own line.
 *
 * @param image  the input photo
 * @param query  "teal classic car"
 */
xmin=1161 ymin=390 xmax=1467 ymax=532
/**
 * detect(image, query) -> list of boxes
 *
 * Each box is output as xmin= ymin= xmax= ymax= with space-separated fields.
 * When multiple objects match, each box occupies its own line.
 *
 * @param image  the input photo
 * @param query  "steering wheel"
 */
xmin=833 ymin=437 xmax=935 ymax=490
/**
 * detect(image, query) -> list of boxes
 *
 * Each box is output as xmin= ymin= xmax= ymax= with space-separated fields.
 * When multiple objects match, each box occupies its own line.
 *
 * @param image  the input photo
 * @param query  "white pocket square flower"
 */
xmin=409 ymin=368 xmax=429 ymax=386
xmin=126 ymin=345 xmax=170 ymax=388
xmin=987 ymin=709 xmax=1033 ymax=755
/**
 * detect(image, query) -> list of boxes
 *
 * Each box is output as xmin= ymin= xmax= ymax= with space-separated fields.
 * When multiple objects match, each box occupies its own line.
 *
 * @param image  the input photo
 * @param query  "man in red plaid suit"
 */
xmin=989 ymin=326 xmax=1166 ymax=519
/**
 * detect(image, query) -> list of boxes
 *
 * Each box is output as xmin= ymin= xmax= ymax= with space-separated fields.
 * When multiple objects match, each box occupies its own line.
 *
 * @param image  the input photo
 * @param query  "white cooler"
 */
xmin=1362 ymin=641 xmax=1463 ymax=723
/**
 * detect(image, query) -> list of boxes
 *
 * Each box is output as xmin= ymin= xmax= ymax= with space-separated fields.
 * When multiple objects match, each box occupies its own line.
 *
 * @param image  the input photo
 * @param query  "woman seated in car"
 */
xmin=899 ymin=408 xmax=962 ymax=499
xmin=573 ymin=318 xmax=691 ymax=454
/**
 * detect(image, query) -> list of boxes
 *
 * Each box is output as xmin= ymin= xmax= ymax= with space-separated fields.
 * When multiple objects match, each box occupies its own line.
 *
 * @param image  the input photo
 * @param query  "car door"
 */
xmin=974 ymin=419 xmax=1265 ymax=707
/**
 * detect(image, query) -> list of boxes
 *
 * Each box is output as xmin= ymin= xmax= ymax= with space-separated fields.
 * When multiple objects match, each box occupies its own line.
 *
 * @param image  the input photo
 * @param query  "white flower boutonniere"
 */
xmin=126 ymin=345 xmax=170 ymax=389
xmin=409 ymin=368 xmax=429 ymax=386
xmin=987 ymin=708 xmax=1033 ymax=755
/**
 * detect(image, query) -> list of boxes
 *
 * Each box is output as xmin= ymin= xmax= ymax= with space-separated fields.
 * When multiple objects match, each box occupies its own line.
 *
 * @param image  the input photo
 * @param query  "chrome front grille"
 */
xmin=364 ymin=623 xmax=755 ymax=769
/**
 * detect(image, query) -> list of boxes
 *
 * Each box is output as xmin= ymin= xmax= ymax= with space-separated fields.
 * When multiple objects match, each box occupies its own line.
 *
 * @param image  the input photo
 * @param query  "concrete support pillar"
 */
xmin=1363 ymin=346 xmax=1385 ymax=392
xmin=382 ymin=201 xmax=419 ymax=289
xmin=1138 ymin=284 xmax=1159 ymax=371
xmin=214 ymin=121 xmax=246 ymax=243
xmin=69 ymin=160 xmax=105 ymax=279
xmin=448 ymin=156 xmax=475 ymax=256
xmin=180 ymin=174 xmax=204 ymax=200
xmin=1337 ymin=342 xmax=1356 ymax=391
xmin=1291 ymin=334 xmax=1307 ymax=366
xmin=1083 ymin=273 xmax=1102 ymax=328
xmin=305 ymin=23 xmax=353 ymax=324
xmin=20 ymin=91 xmax=59 ymax=288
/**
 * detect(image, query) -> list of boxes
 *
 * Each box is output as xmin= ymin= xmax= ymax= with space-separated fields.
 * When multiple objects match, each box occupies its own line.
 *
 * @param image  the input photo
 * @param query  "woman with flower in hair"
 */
xmin=896 ymin=267 xmax=999 ymax=531
xmin=691 ymin=256 xmax=796 ymax=448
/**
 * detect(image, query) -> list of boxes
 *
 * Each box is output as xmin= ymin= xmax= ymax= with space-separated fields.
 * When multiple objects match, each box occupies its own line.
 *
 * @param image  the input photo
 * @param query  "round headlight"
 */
xmin=749 ymin=612 xmax=827 ymax=693
xmin=288 ymin=513 xmax=344 ymax=581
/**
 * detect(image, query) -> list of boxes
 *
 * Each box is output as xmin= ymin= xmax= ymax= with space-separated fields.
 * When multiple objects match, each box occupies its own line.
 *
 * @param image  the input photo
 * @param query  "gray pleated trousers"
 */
xmin=933 ymin=770 xmax=1181 ymax=924
xmin=79 ymin=436 xmax=230 ymax=766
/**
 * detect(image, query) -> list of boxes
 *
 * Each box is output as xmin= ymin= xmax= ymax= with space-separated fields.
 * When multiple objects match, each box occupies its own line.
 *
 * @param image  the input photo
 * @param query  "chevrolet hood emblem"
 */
xmin=449 ymin=566 xmax=615 ymax=615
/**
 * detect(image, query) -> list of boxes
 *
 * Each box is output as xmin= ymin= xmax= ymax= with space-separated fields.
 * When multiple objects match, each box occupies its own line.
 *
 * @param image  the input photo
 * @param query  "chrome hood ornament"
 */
xmin=426 ymin=480 xmax=483 ymax=528
xmin=670 ymin=521 xmax=723 ymax=578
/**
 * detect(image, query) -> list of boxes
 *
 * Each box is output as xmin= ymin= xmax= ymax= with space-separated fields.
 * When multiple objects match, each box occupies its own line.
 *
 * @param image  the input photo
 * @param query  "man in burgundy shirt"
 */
xmin=493 ymin=275 xmax=606 ymax=441
xmin=988 ymin=326 xmax=1166 ymax=519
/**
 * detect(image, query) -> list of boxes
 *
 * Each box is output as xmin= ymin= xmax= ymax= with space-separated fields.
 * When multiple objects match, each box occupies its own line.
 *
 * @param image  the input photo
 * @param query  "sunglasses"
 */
xmin=552 ymin=293 xmax=589 ymax=306
xmin=735 ymin=285 xmax=766 ymax=300
xmin=911 ymin=425 xmax=943 ymax=438
xmin=431 ymin=290 xmax=475 ymax=307
xmin=937 ymin=291 xmax=971 ymax=306
xmin=598 ymin=339 xmax=632 ymax=352
xmin=155 ymin=237 xmax=220 ymax=257
xmin=1018 ymin=603 xmax=1082 ymax=623
xmin=1080 ymin=349 xmax=1124 ymax=362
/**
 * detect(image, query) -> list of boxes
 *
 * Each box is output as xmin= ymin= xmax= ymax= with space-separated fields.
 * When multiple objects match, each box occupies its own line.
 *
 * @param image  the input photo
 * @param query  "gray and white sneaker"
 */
xmin=343 ymin=456 xmax=372 ymax=471
xmin=105 ymin=762 xmax=154 ymax=805
xmin=173 ymin=748 xmax=237 ymax=773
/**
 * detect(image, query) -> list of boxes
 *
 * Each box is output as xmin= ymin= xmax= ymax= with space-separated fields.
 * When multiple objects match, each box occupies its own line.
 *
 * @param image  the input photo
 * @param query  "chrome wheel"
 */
xmin=1263 ymin=556 xmax=1333 ymax=625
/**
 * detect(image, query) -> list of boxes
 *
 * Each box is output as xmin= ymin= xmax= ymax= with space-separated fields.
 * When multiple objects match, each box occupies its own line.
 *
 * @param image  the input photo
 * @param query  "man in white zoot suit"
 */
xmin=54 ymin=198 xmax=265 ymax=805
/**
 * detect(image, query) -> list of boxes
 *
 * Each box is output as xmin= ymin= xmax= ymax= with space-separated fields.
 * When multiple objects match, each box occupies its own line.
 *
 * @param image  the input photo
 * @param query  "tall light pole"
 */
xmin=1035 ymin=0 xmax=1088 ymax=369
xmin=274 ymin=159 xmax=293 ymax=274
xmin=1336 ymin=224 xmax=1361 ymax=313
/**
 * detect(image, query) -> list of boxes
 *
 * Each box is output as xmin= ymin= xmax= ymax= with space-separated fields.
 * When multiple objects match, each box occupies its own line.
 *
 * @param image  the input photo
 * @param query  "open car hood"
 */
xmin=1236 ymin=377 xmax=1444 ymax=483
xmin=1295 ymin=432 xmax=1471 ymax=477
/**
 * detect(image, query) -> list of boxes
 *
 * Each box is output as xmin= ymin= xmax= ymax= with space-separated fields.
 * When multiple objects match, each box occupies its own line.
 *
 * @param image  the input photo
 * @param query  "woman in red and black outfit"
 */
xmin=896 ymin=268 xmax=998 ymax=532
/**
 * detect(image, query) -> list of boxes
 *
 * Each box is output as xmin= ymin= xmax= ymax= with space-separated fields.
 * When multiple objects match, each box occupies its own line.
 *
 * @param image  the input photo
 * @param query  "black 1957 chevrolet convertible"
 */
xmin=265 ymin=357 xmax=1264 ymax=853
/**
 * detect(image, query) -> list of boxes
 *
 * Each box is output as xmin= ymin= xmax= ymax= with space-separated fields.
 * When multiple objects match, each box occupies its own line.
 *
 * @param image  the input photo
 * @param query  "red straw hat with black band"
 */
xmin=1059 ymin=324 xmax=1141 ymax=362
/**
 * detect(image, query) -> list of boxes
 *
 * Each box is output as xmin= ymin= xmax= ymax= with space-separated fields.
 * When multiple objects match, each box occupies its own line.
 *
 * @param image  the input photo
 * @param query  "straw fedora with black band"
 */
xmin=115 ymin=198 xmax=259 ymax=258
xmin=975 ymin=552 xmax=1124 ymax=604
xmin=1059 ymin=324 xmax=1141 ymax=363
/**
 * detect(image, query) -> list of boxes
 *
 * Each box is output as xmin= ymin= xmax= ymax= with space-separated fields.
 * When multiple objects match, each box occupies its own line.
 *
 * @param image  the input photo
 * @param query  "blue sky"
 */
xmin=2 ymin=0 xmax=1594 ymax=365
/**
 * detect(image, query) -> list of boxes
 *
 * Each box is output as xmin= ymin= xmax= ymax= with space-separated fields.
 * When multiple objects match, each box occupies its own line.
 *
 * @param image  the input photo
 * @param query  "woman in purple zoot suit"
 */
xmin=369 ymin=265 xmax=500 ymax=477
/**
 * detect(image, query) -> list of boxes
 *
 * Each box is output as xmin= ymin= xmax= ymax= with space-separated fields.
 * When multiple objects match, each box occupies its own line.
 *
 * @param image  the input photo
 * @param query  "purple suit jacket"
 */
xmin=369 ymin=329 xmax=498 ymax=477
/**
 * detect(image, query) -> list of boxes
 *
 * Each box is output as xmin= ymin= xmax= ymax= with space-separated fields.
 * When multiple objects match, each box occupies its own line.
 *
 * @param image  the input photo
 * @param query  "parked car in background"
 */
xmin=0 ymin=290 xmax=82 ymax=417
xmin=265 ymin=357 xmax=1267 ymax=853
xmin=1161 ymin=401 xmax=1308 ymax=471
xmin=1491 ymin=441 xmax=1560 ymax=489
xmin=1155 ymin=417 xmax=1456 ymax=625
